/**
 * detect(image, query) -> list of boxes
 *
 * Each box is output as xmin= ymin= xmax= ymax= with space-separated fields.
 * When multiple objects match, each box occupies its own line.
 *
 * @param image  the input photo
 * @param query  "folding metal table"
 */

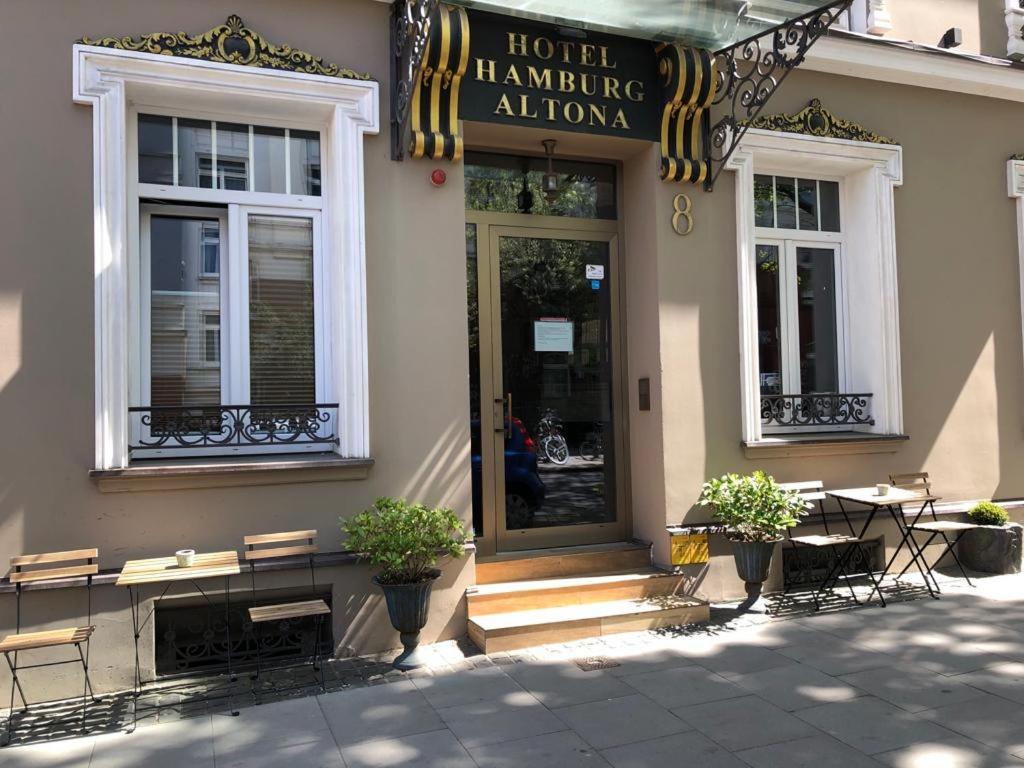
xmin=825 ymin=487 xmax=940 ymax=601
xmin=116 ymin=551 xmax=241 ymax=730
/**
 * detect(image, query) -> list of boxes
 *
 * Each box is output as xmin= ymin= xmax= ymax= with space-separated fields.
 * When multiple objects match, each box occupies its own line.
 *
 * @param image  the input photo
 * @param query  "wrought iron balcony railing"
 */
xmin=129 ymin=404 xmax=339 ymax=451
xmin=760 ymin=393 xmax=873 ymax=429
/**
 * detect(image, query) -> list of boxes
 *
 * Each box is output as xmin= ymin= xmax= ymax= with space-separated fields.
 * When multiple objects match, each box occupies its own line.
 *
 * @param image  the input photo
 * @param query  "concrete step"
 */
xmin=467 ymin=596 xmax=709 ymax=654
xmin=467 ymin=569 xmax=688 ymax=617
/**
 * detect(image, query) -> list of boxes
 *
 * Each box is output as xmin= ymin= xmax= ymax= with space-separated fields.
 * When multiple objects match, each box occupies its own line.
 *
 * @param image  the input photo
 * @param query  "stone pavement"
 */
xmin=5 ymin=571 xmax=1024 ymax=767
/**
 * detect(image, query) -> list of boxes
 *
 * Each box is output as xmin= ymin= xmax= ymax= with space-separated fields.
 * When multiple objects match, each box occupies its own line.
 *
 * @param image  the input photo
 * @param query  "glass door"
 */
xmin=469 ymin=215 xmax=624 ymax=552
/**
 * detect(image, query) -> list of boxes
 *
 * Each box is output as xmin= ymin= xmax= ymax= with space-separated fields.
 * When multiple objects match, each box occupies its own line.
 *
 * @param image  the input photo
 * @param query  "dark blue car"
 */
xmin=471 ymin=417 xmax=546 ymax=532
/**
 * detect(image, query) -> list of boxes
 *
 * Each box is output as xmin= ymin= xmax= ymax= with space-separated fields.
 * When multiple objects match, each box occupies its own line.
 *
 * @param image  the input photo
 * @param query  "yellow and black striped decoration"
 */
xmin=656 ymin=45 xmax=716 ymax=185
xmin=409 ymin=4 xmax=470 ymax=161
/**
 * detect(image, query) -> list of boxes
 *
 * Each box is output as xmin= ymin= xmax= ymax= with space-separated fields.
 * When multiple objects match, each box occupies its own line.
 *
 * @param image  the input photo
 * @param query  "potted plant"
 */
xmin=341 ymin=497 xmax=467 ymax=670
xmin=699 ymin=471 xmax=806 ymax=612
xmin=958 ymin=501 xmax=1022 ymax=575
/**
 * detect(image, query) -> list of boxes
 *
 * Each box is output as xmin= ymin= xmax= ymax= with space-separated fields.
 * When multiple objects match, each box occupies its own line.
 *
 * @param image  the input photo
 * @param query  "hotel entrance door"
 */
xmin=467 ymin=211 xmax=625 ymax=553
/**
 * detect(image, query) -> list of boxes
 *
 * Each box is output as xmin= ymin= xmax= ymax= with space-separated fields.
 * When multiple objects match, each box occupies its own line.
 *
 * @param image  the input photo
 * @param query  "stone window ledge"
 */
xmin=743 ymin=433 xmax=909 ymax=459
xmin=89 ymin=454 xmax=374 ymax=492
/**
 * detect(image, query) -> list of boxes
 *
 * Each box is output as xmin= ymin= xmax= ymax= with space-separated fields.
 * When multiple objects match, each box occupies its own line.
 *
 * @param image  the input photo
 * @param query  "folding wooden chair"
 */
xmin=781 ymin=481 xmax=886 ymax=610
xmin=1 ymin=548 xmax=99 ymax=746
xmin=243 ymin=531 xmax=330 ymax=701
xmin=890 ymin=472 xmax=978 ymax=589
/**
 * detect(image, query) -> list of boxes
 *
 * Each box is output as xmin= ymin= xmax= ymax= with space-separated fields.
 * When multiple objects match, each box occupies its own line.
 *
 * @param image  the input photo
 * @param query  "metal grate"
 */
xmin=154 ymin=593 xmax=332 ymax=677
xmin=782 ymin=539 xmax=883 ymax=588
xmin=574 ymin=657 xmax=621 ymax=672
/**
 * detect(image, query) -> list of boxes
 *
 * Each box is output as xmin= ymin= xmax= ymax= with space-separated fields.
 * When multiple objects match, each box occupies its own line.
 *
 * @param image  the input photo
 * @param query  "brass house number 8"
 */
xmin=672 ymin=192 xmax=693 ymax=235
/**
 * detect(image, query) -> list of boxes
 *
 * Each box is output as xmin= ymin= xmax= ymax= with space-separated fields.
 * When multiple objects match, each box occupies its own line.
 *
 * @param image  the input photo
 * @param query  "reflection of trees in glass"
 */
xmin=466 ymin=166 xmax=599 ymax=217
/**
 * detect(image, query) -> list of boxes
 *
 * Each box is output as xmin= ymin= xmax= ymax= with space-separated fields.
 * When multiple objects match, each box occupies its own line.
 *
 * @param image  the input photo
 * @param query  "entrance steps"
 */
xmin=467 ymin=542 xmax=709 ymax=654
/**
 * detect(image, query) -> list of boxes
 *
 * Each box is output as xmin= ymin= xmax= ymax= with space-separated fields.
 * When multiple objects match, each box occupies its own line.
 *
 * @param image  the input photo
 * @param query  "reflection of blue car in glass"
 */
xmin=471 ymin=417 xmax=546 ymax=530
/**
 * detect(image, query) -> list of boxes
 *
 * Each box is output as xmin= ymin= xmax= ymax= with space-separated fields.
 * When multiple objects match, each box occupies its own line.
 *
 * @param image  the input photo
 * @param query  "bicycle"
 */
xmin=579 ymin=423 xmax=604 ymax=461
xmin=535 ymin=409 xmax=569 ymax=465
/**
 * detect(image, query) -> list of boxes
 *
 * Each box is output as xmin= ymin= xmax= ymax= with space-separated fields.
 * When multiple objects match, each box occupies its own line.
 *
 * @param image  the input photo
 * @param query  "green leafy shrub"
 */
xmin=698 ymin=471 xmax=807 ymax=542
xmin=341 ymin=497 xmax=468 ymax=585
xmin=968 ymin=501 xmax=1009 ymax=527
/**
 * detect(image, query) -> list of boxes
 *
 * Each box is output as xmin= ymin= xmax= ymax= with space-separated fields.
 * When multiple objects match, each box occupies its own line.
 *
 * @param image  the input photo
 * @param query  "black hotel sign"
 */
xmin=460 ymin=11 xmax=660 ymax=140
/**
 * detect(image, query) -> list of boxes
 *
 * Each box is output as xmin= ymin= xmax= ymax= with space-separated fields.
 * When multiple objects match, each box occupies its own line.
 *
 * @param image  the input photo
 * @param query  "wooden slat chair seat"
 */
xmin=779 ymin=481 xmax=885 ymax=609
xmin=0 ymin=626 xmax=95 ymax=654
xmin=3 ymin=548 xmax=100 ymax=746
xmin=249 ymin=600 xmax=330 ymax=624
xmin=243 ymin=531 xmax=329 ymax=698
xmin=889 ymin=472 xmax=977 ymax=587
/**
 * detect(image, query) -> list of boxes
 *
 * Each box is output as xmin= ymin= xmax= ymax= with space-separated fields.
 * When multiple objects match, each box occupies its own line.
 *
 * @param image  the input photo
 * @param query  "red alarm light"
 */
xmin=430 ymin=168 xmax=447 ymax=187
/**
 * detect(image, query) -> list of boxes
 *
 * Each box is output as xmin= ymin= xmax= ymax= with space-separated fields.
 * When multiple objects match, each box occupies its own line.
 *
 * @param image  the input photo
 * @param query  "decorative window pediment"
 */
xmin=78 ymin=15 xmax=373 ymax=81
xmin=742 ymin=99 xmax=897 ymax=146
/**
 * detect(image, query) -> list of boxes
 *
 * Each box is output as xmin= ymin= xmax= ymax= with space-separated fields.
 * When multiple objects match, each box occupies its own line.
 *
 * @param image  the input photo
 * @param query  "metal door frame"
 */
xmin=467 ymin=210 xmax=628 ymax=554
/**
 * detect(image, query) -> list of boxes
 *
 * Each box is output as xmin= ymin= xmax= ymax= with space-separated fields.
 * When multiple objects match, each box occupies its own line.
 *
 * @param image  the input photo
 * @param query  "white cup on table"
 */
xmin=175 ymin=549 xmax=196 ymax=568
xmin=875 ymin=483 xmax=890 ymax=497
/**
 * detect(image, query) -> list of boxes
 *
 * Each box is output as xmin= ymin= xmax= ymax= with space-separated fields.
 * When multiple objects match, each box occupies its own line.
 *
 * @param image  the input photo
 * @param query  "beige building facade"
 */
xmin=1 ymin=0 xmax=1024 ymax=700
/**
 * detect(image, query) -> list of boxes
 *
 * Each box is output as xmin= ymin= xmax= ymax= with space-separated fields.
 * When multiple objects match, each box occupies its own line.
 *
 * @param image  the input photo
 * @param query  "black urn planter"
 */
xmin=730 ymin=539 xmax=780 ymax=613
xmin=958 ymin=524 xmax=1023 ymax=575
xmin=375 ymin=568 xmax=441 ymax=670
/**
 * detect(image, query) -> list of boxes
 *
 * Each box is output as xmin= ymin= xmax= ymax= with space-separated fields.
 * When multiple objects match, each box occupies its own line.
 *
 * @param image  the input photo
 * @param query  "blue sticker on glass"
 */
xmin=590 ymin=279 xmax=600 ymax=291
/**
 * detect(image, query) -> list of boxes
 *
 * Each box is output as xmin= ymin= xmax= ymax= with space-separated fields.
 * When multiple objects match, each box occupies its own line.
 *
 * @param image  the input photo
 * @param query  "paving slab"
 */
xmin=776 ymin=638 xmax=896 ymax=676
xmin=316 ymin=681 xmax=445 ymax=747
xmin=600 ymin=730 xmax=747 ymax=768
xmin=436 ymin=690 xmax=567 ymax=748
xmin=503 ymin=660 xmax=635 ymax=708
xmin=468 ymin=729 xmax=611 ymax=767
xmin=341 ymin=729 xmax=476 ymax=768
xmin=839 ymin=665 xmax=989 ymax=713
xmin=622 ymin=664 xmax=746 ymax=709
xmin=214 ymin=730 xmax=345 ymax=768
xmin=916 ymin=692 xmax=1024 ymax=759
xmin=89 ymin=717 xmax=215 ymax=768
xmin=876 ymin=736 xmax=1024 ymax=768
xmin=731 ymin=662 xmax=862 ymax=711
xmin=0 ymin=734 xmax=96 ymax=768
xmin=953 ymin=662 xmax=1024 ymax=706
xmin=795 ymin=695 xmax=957 ymax=755
xmin=671 ymin=694 xmax=818 ymax=752
xmin=410 ymin=665 xmax=525 ymax=709
xmin=736 ymin=733 xmax=885 ymax=768
xmin=552 ymin=693 xmax=690 ymax=750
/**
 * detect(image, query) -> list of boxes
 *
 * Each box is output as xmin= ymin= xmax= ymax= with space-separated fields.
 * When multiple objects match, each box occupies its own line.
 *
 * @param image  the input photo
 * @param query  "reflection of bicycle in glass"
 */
xmin=580 ymin=423 xmax=604 ymax=461
xmin=535 ymin=409 xmax=569 ymax=465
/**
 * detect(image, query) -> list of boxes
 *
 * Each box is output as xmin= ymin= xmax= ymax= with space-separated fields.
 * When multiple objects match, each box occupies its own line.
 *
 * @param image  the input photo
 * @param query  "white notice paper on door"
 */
xmin=534 ymin=320 xmax=574 ymax=353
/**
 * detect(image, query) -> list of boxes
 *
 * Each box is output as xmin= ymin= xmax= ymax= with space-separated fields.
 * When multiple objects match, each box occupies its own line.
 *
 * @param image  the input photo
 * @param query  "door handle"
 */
xmin=493 ymin=398 xmax=504 ymax=433
xmin=505 ymin=393 xmax=512 ymax=438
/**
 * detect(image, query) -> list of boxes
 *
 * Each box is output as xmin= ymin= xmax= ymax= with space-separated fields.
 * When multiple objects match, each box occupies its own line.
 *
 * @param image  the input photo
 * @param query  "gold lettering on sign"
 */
xmin=508 ymin=33 xmax=528 ymax=57
xmin=476 ymin=27 xmax=644 ymax=133
xmin=494 ymin=93 xmax=515 ymax=116
xmin=504 ymin=64 xmax=522 ymax=86
xmin=476 ymin=58 xmax=497 ymax=83
xmin=527 ymin=65 xmax=552 ymax=90
xmin=672 ymin=193 xmax=693 ymax=236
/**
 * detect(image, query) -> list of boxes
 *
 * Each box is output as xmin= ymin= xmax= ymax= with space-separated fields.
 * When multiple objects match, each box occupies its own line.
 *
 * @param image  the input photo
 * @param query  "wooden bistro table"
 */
xmin=116 ymin=551 xmax=241 ymax=729
xmin=826 ymin=487 xmax=940 ymax=601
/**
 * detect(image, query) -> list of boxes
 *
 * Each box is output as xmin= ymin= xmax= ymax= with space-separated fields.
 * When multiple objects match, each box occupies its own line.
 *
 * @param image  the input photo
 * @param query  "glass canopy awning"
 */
xmin=443 ymin=0 xmax=837 ymax=50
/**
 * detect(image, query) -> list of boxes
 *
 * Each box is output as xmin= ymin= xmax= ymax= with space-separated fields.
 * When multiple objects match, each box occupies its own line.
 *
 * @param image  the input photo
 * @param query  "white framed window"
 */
xmin=131 ymin=113 xmax=329 ymax=459
xmin=728 ymin=130 xmax=904 ymax=445
xmin=753 ymin=174 xmax=850 ymax=433
xmin=74 ymin=45 xmax=379 ymax=470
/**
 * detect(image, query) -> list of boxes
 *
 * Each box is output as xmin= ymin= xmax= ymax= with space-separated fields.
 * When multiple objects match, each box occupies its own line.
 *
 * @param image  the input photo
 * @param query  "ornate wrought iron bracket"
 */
xmin=391 ymin=1 xmax=470 ymax=161
xmin=702 ymin=0 xmax=853 ymax=190
xmin=78 ymin=15 xmax=372 ymax=80
xmin=656 ymin=45 xmax=717 ymax=185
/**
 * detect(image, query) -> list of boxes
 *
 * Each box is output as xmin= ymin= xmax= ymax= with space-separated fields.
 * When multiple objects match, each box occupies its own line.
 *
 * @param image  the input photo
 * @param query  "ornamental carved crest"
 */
xmin=742 ymin=98 xmax=897 ymax=145
xmin=78 ymin=15 xmax=373 ymax=81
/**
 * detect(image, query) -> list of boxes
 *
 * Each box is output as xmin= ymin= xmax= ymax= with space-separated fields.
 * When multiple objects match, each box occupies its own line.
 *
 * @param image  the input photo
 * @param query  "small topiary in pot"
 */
xmin=699 ymin=471 xmax=807 ymax=612
xmin=960 ymin=500 xmax=1021 ymax=575
xmin=341 ymin=497 xmax=467 ymax=669
xmin=968 ymin=501 xmax=1010 ymax=527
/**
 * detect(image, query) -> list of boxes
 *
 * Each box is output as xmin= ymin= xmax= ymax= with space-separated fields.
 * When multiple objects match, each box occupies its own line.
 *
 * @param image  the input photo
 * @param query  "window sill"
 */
xmin=89 ymin=454 xmax=374 ymax=493
xmin=743 ymin=432 xmax=909 ymax=459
